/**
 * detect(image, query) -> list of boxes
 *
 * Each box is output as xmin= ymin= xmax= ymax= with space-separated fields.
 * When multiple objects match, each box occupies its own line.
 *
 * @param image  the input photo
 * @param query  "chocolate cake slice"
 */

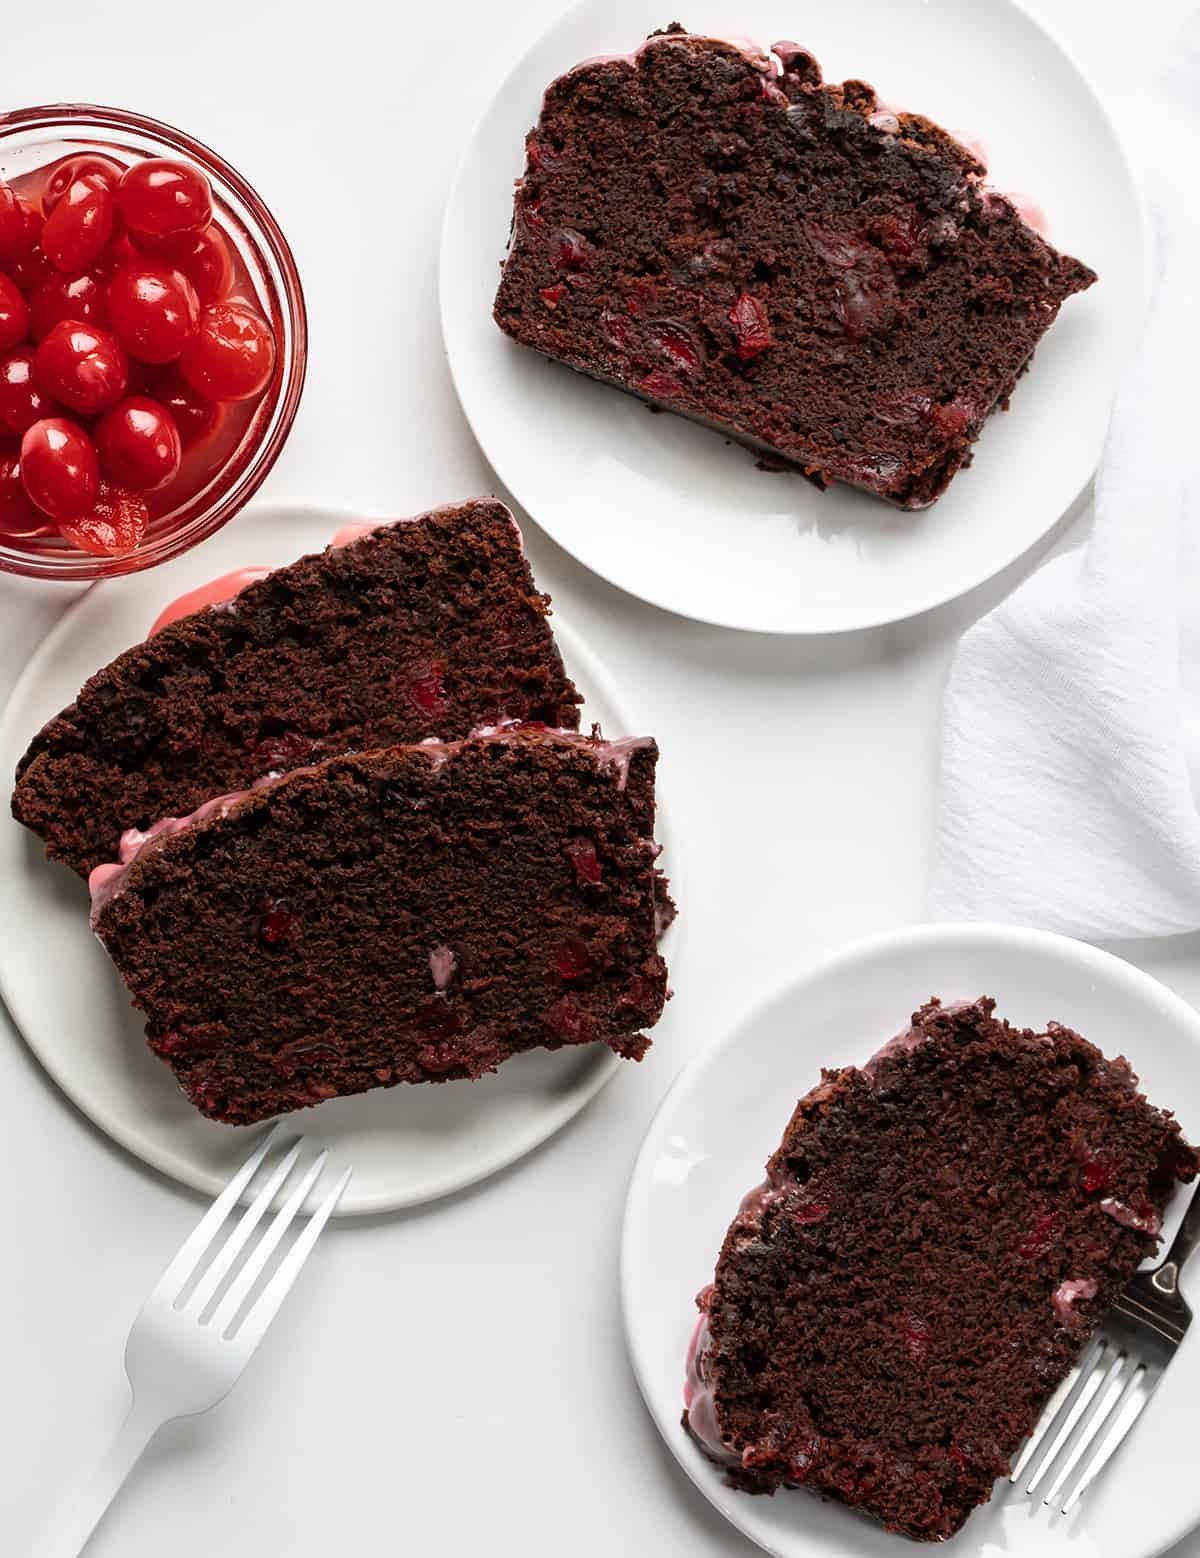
xmin=12 ymin=499 xmax=582 ymax=879
xmin=685 ymin=999 xmax=1197 ymax=1541
xmin=90 ymin=725 xmax=670 ymax=1124
xmin=494 ymin=28 xmax=1096 ymax=508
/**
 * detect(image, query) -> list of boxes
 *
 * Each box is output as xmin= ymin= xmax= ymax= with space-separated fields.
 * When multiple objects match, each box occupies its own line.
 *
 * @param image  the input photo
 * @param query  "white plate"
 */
xmin=0 ymin=498 xmax=676 ymax=1216
xmin=441 ymin=0 xmax=1143 ymax=634
xmin=621 ymin=924 xmax=1200 ymax=1558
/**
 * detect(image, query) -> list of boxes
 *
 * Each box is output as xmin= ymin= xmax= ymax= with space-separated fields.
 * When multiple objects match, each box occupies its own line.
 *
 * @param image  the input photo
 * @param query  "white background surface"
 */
xmin=0 ymin=2 xmax=1197 ymax=1554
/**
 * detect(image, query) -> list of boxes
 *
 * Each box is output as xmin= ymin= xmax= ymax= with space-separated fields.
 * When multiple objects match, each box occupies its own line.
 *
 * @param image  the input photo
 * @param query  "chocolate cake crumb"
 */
xmin=13 ymin=500 xmax=582 ymax=877
xmin=684 ymin=998 xmax=1197 ymax=1541
xmin=494 ymin=29 xmax=1095 ymax=509
xmin=91 ymin=726 xmax=670 ymax=1124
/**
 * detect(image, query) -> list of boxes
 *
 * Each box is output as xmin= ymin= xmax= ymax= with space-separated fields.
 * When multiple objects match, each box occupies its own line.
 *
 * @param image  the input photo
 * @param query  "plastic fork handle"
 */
xmin=39 ymin=1401 xmax=161 ymax=1558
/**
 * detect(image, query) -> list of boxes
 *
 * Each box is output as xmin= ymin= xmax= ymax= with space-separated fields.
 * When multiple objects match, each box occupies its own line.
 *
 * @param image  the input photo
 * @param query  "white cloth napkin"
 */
xmin=929 ymin=12 xmax=1200 ymax=940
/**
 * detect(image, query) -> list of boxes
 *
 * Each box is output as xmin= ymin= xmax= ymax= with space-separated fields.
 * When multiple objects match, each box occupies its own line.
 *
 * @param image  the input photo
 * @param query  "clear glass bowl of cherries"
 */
xmin=0 ymin=105 xmax=306 ymax=579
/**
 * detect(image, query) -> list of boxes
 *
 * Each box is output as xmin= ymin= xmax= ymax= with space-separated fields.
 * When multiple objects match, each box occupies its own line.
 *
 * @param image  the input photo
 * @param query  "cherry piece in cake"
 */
xmin=685 ymin=998 xmax=1196 ymax=1540
xmin=88 ymin=727 xmax=671 ymax=1124
xmin=12 ymin=500 xmax=582 ymax=877
xmin=494 ymin=29 xmax=1096 ymax=509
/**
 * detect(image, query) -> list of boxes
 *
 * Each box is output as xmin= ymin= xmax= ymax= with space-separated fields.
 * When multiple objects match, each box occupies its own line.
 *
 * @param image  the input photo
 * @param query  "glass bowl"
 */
xmin=0 ymin=104 xmax=307 ymax=581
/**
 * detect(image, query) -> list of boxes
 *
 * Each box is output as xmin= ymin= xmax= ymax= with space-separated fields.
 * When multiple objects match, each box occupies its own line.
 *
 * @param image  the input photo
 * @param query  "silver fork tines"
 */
xmin=1012 ymin=1185 xmax=1200 ymax=1517
xmin=41 ymin=1126 xmax=351 ymax=1558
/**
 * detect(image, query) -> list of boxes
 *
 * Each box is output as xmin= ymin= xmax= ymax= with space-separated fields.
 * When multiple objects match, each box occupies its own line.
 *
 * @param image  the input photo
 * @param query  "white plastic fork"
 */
xmin=41 ymin=1125 xmax=351 ymax=1558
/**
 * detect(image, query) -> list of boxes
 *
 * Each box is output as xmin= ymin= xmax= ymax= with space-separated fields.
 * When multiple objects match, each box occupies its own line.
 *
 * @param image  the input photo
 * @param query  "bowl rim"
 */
xmin=0 ymin=102 xmax=307 ymax=582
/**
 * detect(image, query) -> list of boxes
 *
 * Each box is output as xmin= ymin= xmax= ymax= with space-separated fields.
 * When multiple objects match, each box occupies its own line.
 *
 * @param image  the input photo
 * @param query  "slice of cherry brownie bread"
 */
xmin=13 ymin=499 xmax=581 ymax=878
xmin=684 ymin=998 xmax=1196 ymax=1541
xmin=494 ymin=28 xmax=1095 ymax=508
xmin=90 ymin=725 xmax=670 ymax=1124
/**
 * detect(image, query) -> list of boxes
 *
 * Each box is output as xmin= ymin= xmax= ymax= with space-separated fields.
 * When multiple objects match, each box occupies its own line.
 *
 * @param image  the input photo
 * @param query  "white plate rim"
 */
xmin=439 ymin=0 xmax=1146 ymax=636
xmin=0 ymin=496 xmax=680 ymax=1215
xmin=620 ymin=920 xmax=1200 ymax=1558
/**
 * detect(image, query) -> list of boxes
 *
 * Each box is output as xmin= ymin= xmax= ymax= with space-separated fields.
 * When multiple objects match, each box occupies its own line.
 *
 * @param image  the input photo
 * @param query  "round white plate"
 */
xmin=441 ymin=0 xmax=1143 ymax=634
xmin=621 ymin=924 xmax=1200 ymax=1558
xmin=0 ymin=498 xmax=676 ymax=1216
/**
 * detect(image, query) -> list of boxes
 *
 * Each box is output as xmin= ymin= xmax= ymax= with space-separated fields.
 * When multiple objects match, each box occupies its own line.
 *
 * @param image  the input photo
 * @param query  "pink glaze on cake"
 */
xmin=88 ymin=723 xmax=655 ymax=923
xmin=1005 ymin=193 xmax=1049 ymax=235
xmin=684 ymin=1289 xmax=738 ymax=1465
xmin=429 ymin=945 xmax=457 ymax=990
xmin=330 ymin=521 xmax=387 ymax=548
xmin=331 ymin=504 xmax=525 ymax=554
xmin=147 ymin=569 xmax=271 ymax=637
xmin=1100 ymin=1197 xmax=1163 ymax=1236
xmin=1052 ymin=1278 xmax=1098 ymax=1326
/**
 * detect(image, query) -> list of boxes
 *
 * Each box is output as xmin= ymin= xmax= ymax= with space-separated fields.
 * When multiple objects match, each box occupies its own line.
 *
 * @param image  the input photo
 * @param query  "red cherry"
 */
xmin=34 ymin=320 xmax=127 ymax=414
xmin=728 ymin=292 xmax=772 ymax=360
xmin=258 ymin=899 xmax=295 ymax=945
xmin=107 ymin=262 xmax=199 ymax=364
xmin=0 ymin=348 xmax=58 ymax=436
xmin=0 ymin=450 xmax=51 ymax=536
xmin=94 ymin=233 xmax=140 ymax=279
xmin=131 ymin=224 xmax=233 ymax=305
xmin=42 ymin=154 xmax=125 ymax=217
xmin=902 ymin=1314 xmax=932 ymax=1364
xmin=179 ymin=302 xmax=275 ymax=401
xmin=57 ymin=481 xmax=148 ymax=555
xmin=8 ymin=243 xmax=54 ymax=298
xmin=20 ymin=417 xmax=99 ymax=521
xmin=1080 ymin=1150 xmax=1116 ymax=1194
xmin=1017 ymin=1209 xmax=1066 ymax=1261
xmin=548 ymin=228 xmax=594 ymax=272
xmin=117 ymin=159 xmax=212 ymax=239
xmin=0 ymin=273 xmax=29 ymax=351
xmin=405 ymin=660 xmax=447 ymax=716
xmin=0 ymin=187 xmax=25 ymax=261
xmin=552 ymin=937 xmax=592 ymax=981
xmin=28 ymin=269 xmax=111 ymax=341
xmin=649 ymin=322 xmax=700 ymax=373
xmin=145 ymin=363 xmax=223 ymax=449
xmin=928 ymin=397 xmax=975 ymax=439
xmin=95 ymin=396 xmax=181 ymax=491
xmin=42 ymin=176 xmax=115 ymax=274
xmin=564 ymin=836 xmax=602 ymax=884
xmin=0 ymin=188 xmax=40 ymax=264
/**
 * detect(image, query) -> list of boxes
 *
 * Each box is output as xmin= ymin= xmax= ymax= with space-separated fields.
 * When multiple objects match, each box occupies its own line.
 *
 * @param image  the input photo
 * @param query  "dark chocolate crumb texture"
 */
xmin=494 ymin=28 xmax=1096 ymax=509
xmin=90 ymin=725 xmax=672 ymax=1124
xmin=684 ymin=998 xmax=1197 ymax=1541
xmin=13 ymin=499 xmax=582 ymax=879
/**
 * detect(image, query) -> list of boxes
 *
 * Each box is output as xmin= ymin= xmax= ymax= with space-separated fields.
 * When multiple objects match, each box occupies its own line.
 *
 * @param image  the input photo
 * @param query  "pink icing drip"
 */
xmin=330 ymin=502 xmax=525 ymax=555
xmin=415 ymin=721 xmax=655 ymax=792
xmin=88 ymin=723 xmax=655 ymax=923
xmin=1100 ymin=1198 xmax=1162 ymax=1236
xmin=738 ymin=1179 xmax=783 ymax=1219
xmin=147 ymin=502 xmax=529 ymax=644
xmin=147 ymin=569 xmax=271 ymax=638
xmin=330 ymin=521 xmax=387 ymax=548
xmin=429 ymin=945 xmax=457 ymax=991
xmin=683 ymin=1292 xmax=739 ymax=1465
xmin=953 ymin=129 xmax=990 ymax=164
xmin=87 ymin=772 xmax=290 ymax=924
xmin=1052 ymin=1278 xmax=1098 ymax=1326
xmin=859 ymin=1003 xmax=971 ymax=1080
xmin=1005 ymin=192 xmax=1048 ymax=236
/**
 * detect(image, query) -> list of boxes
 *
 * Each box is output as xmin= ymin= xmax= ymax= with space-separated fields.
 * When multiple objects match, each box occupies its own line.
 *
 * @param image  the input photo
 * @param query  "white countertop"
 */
xmin=2 ymin=1 xmax=1198 ymax=1553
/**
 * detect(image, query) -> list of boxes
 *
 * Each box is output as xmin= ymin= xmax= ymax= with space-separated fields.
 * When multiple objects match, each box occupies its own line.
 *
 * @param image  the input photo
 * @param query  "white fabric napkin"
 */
xmin=929 ymin=12 xmax=1200 ymax=940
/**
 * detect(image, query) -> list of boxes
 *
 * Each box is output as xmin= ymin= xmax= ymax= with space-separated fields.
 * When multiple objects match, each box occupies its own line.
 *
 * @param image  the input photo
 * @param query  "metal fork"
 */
xmin=1011 ymin=1185 xmax=1200 ymax=1515
xmin=41 ymin=1125 xmax=351 ymax=1557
